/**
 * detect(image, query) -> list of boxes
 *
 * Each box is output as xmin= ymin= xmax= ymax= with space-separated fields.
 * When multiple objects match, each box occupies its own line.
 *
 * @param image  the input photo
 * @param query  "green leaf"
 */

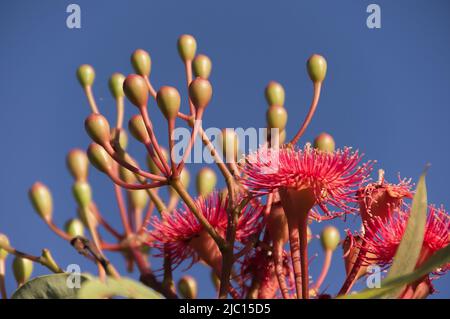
xmin=340 ymin=244 xmax=450 ymax=299
xmin=77 ymin=277 xmax=164 ymax=299
xmin=11 ymin=273 xmax=91 ymax=299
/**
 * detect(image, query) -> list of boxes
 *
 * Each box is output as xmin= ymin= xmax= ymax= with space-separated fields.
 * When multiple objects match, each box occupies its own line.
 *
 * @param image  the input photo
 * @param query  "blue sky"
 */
xmin=0 ymin=0 xmax=449 ymax=298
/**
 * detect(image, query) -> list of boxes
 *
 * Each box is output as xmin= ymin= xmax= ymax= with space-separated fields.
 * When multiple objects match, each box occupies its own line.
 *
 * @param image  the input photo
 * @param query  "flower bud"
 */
xmin=123 ymin=74 xmax=148 ymax=108
xmin=0 ymin=233 xmax=10 ymax=260
xmin=76 ymin=64 xmax=95 ymax=87
xmin=111 ymin=128 xmax=128 ymax=151
xmin=156 ymin=86 xmax=181 ymax=120
xmin=146 ymin=148 xmax=168 ymax=174
xmin=307 ymin=54 xmax=327 ymax=83
xmin=220 ymin=129 xmax=239 ymax=162
xmin=77 ymin=206 xmax=97 ymax=228
xmin=64 ymin=218 xmax=85 ymax=237
xmin=109 ymin=73 xmax=125 ymax=99
xmin=87 ymin=143 xmax=113 ymax=174
xmin=131 ymin=49 xmax=151 ymax=77
xmin=128 ymin=114 xmax=150 ymax=144
xmin=320 ymin=226 xmax=340 ymax=251
xmin=189 ymin=78 xmax=212 ymax=113
xmin=66 ymin=149 xmax=89 ymax=181
xmin=72 ymin=181 xmax=92 ymax=208
xmin=196 ymin=167 xmax=217 ymax=197
xmin=265 ymin=81 xmax=285 ymax=106
xmin=178 ymin=275 xmax=198 ymax=299
xmin=128 ymin=189 xmax=149 ymax=210
xmin=193 ymin=54 xmax=212 ymax=79
xmin=84 ymin=113 xmax=111 ymax=146
xmin=119 ymin=165 xmax=137 ymax=184
xmin=12 ymin=256 xmax=33 ymax=286
xmin=266 ymin=105 xmax=287 ymax=130
xmin=313 ymin=132 xmax=335 ymax=153
xmin=177 ymin=34 xmax=197 ymax=62
xmin=29 ymin=182 xmax=53 ymax=222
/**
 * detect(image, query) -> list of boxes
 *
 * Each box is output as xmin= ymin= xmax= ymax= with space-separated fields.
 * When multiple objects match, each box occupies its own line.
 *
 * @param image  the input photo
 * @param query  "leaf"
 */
xmin=77 ymin=277 xmax=164 ymax=299
xmin=340 ymin=244 xmax=450 ymax=299
xmin=11 ymin=273 xmax=91 ymax=299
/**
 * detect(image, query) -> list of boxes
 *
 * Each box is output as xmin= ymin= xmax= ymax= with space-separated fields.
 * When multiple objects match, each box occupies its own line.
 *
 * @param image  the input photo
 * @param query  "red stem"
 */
xmin=312 ymin=249 xmax=332 ymax=292
xmin=299 ymin=214 xmax=310 ymax=299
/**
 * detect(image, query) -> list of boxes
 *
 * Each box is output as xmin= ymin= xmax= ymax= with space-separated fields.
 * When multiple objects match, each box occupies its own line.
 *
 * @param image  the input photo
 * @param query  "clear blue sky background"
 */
xmin=0 ymin=0 xmax=449 ymax=298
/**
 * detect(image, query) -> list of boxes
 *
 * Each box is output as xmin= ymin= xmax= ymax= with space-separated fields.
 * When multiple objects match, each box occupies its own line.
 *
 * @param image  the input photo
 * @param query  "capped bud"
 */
xmin=177 ymin=34 xmax=197 ymax=62
xmin=307 ymin=54 xmax=327 ymax=83
xmin=72 ymin=181 xmax=92 ymax=208
xmin=146 ymin=148 xmax=168 ymax=174
xmin=64 ymin=218 xmax=85 ymax=237
xmin=189 ymin=78 xmax=212 ymax=112
xmin=128 ymin=114 xmax=150 ymax=144
xmin=196 ymin=167 xmax=217 ymax=197
xmin=178 ymin=275 xmax=198 ymax=299
xmin=131 ymin=49 xmax=151 ymax=77
xmin=12 ymin=256 xmax=33 ymax=286
xmin=109 ymin=73 xmax=126 ymax=99
xmin=66 ymin=149 xmax=89 ymax=181
xmin=220 ymin=129 xmax=239 ymax=162
xmin=123 ymin=74 xmax=148 ymax=107
xmin=76 ymin=64 xmax=95 ymax=87
xmin=87 ymin=143 xmax=113 ymax=174
xmin=77 ymin=206 xmax=97 ymax=228
xmin=128 ymin=189 xmax=149 ymax=210
xmin=29 ymin=182 xmax=53 ymax=222
xmin=0 ymin=233 xmax=10 ymax=259
xmin=111 ymin=128 xmax=128 ymax=151
xmin=119 ymin=166 xmax=137 ymax=184
xmin=193 ymin=54 xmax=212 ymax=79
xmin=170 ymin=168 xmax=190 ymax=197
xmin=265 ymin=81 xmax=285 ymax=106
xmin=156 ymin=86 xmax=181 ymax=120
xmin=313 ymin=132 xmax=335 ymax=153
xmin=266 ymin=105 xmax=287 ymax=130
xmin=84 ymin=113 xmax=111 ymax=146
xmin=320 ymin=226 xmax=340 ymax=251
xmin=211 ymin=270 xmax=220 ymax=290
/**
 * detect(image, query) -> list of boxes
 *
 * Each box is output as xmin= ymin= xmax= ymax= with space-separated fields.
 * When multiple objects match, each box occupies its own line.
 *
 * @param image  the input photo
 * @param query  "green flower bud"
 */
xmin=188 ymin=78 xmax=212 ymax=112
xmin=128 ymin=114 xmax=150 ymax=144
xmin=64 ymin=218 xmax=85 ymax=237
xmin=76 ymin=64 xmax=95 ymax=88
xmin=313 ymin=132 xmax=335 ymax=153
xmin=192 ymin=54 xmax=212 ymax=79
xmin=111 ymin=128 xmax=128 ymax=151
xmin=84 ymin=114 xmax=111 ymax=146
xmin=12 ymin=257 xmax=33 ymax=286
xmin=0 ymin=233 xmax=10 ymax=259
xmin=265 ymin=81 xmax=285 ymax=106
xmin=66 ymin=149 xmax=89 ymax=181
xmin=87 ymin=143 xmax=113 ymax=174
xmin=119 ymin=165 xmax=137 ymax=183
xmin=307 ymin=54 xmax=327 ymax=83
xmin=220 ymin=129 xmax=239 ymax=162
xmin=320 ymin=226 xmax=340 ymax=251
xmin=196 ymin=167 xmax=217 ymax=197
xmin=177 ymin=34 xmax=197 ymax=62
xmin=108 ymin=73 xmax=126 ymax=99
xmin=29 ymin=182 xmax=53 ymax=222
xmin=146 ymin=148 xmax=168 ymax=175
xmin=77 ymin=206 xmax=97 ymax=228
xmin=123 ymin=74 xmax=149 ymax=108
xmin=266 ymin=105 xmax=288 ymax=130
xmin=72 ymin=181 xmax=92 ymax=208
xmin=178 ymin=275 xmax=197 ymax=299
xmin=156 ymin=86 xmax=181 ymax=120
xmin=131 ymin=49 xmax=151 ymax=77
xmin=128 ymin=189 xmax=148 ymax=210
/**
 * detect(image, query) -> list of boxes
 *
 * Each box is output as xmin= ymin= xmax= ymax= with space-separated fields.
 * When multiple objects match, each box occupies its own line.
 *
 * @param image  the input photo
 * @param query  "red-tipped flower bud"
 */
xmin=72 ymin=181 xmax=92 ymax=208
xmin=177 ymin=34 xmax=197 ymax=62
xmin=131 ymin=49 xmax=151 ymax=77
xmin=64 ymin=218 xmax=85 ymax=237
xmin=189 ymin=78 xmax=212 ymax=113
xmin=66 ymin=149 xmax=89 ymax=181
xmin=307 ymin=54 xmax=327 ymax=83
xmin=109 ymin=73 xmax=126 ymax=99
xmin=0 ymin=233 xmax=10 ymax=259
xmin=76 ymin=64 xmax=95 ymax=88
xmin=178 ymin=275 xmax=198 ymax=299
xmin=265 ymin=81 xmax=285 ymax=106
xmin=313 ymin=132 xmax=335 ymax=153
xmin=12 ymin=256 xmax=33 ymax=286
xmin=266 ymin=105 xmax=287 ymax=130
xmin=193 ymin=54 xmax=212 ymax=79
xmin=128 ymin=114 xmax=150 ymax=144
xmin=156 ymin=86 xmax=181 ymax=120
xmin=123 ymin=74 xmax=148 ymax=108
xmin=29 ymin=182 xmax=53 ymax=222
xmin=87 ymin=143 xmax=113 ymax=174
xmin=84 ymin=114 xmax=111 ymax=146
xmin=196 ymin=167 xmax=217 ymax=197
xmin=320 ymin=226 xmax=340 ymax=251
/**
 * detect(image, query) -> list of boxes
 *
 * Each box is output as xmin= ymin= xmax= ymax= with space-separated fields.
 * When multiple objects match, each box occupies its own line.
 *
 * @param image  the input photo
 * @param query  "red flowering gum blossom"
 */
xmin=148 ymin=192 xmax=263 ymax=274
